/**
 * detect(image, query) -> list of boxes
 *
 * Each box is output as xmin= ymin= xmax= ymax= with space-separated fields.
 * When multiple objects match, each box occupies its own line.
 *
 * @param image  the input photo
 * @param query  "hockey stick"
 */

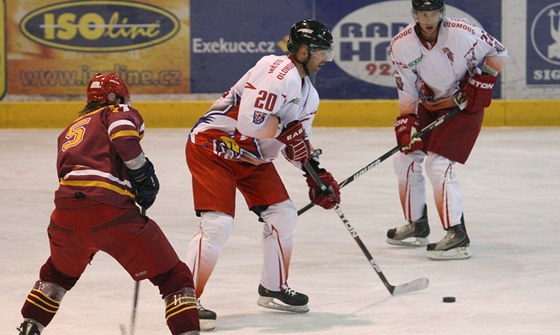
xmin=120 ymin=207 xmax=145 ymax=335
xmin=129 ymin=281 xmax=140 ymax=335
xmin=297 ymin=97 xmax=467 ymax=216
xmin=120 ymin=276 xmax=141 ymax=335
xmin=304 ymin=162 xmax=429 ymax=295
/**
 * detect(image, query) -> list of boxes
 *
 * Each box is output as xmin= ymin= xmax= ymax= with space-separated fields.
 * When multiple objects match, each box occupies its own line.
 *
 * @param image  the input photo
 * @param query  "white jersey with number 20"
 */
xmin=189 ymin=54 xmax=319 ymax=165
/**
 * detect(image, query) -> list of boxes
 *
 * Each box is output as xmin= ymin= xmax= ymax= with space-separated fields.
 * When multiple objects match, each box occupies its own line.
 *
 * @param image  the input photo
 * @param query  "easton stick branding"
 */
xmin=19 ymin=1 xmax=180 ymax=52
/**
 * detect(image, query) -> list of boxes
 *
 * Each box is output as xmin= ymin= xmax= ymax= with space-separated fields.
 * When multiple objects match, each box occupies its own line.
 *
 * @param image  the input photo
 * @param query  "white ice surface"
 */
xmin=1 ymin=127 xmax=559 ymax=334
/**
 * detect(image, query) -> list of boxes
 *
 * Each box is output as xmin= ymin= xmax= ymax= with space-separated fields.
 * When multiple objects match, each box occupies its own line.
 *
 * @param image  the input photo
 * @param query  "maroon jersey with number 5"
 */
xmin=55 ymin=104 xmax=144 ymax=208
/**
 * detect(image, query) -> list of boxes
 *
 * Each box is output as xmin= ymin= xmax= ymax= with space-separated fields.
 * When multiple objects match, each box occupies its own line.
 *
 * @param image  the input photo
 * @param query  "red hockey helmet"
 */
xmin=86 ymin=72 xmax=130 ymax=103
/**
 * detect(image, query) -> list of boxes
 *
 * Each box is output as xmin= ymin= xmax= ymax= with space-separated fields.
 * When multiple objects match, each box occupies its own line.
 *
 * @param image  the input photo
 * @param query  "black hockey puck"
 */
xmin=443 ymin=296 xmax=456 ymax=303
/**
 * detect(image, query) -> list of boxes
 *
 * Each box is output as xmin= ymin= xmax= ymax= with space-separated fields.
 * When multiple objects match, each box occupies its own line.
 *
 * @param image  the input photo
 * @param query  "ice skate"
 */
xmin=386 ymin=206 xmax=430 ymax=246
xmin=17 ymin=320 xmax=41 ymax=335
xmin=257 ymin=284 xmax=309 ymax=313
xmin=196 ymin=299 xmax=216 ymax=331
xmin=427 ymin=220 xmax=471 ymax=260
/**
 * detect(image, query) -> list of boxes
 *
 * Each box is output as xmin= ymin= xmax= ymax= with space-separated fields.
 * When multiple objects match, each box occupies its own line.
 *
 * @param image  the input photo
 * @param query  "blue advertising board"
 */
xmin=316 ymin=0 xmax=502 ymax=99
xmin=527 ymin=0 xmax=560 ymax=85
xmin=190 ymin=0 xmax=313 ymax=93
xmin=191 ymin=0 xmax=503 ymax=99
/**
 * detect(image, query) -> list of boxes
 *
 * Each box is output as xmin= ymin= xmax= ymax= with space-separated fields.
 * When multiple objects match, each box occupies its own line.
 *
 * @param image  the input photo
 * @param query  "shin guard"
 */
xmin=260 ymin=200 xmax=297 ymax=291
xmin=393 ymin=152 xmax=427 ymax=222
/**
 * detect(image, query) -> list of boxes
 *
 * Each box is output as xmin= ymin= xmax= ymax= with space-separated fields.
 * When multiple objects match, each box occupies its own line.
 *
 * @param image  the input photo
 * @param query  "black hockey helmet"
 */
xmin=287 ymin=19 xmax=333 ymax=54
xmin=412 ymin=0 xmax=445 ymax=11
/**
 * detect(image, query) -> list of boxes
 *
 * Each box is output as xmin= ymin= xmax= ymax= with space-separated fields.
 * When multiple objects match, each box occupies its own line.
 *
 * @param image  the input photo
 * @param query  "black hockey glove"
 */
xmin=127 ymin=157 xmax=159 ymax=209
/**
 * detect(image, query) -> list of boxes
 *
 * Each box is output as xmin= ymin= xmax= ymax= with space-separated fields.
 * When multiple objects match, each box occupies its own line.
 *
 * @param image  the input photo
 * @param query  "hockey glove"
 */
xmin=277 ymin=121 xmax=311 ymax=163
xmin=463 ymin=73 xmax=497 ymax=114
xmin=394 ymin=114 xmax=423 ymax=154
xmin=304 ymin=160 xmax=341 ymax=210
xmin=127 ymin=157 xmax=160 ymax=209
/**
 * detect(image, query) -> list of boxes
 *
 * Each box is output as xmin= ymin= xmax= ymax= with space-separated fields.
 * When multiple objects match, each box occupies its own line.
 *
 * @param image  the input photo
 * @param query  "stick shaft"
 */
xmin=304 ymin=164 xmax=397 ymax=293
xmin=129 ymin=207 xmax=146 ymax=335
xmin=305 ymin=164 xmax=428 ymax=295
xmin=297 ymin=105 xmax=463 ymax=216
xmin=331 ymin=205 xmax=395 ymax=293
xmin=130 ymin=281 xmax=140 ymax=335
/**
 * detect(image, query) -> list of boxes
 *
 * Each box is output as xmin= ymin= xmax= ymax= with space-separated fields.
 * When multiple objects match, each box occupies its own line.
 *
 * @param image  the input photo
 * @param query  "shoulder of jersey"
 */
xmin=113 ymin=104 xmax=138 ymax=114
xmin=442 ymin=17 xmax=478 ymax=37
xmin=444 ymin=17 xmax=474 ymax=26
xmin=257 ymin=54 xmax=300 ymax=82
xmin=390 ymin=22 xmax=416 ymax=48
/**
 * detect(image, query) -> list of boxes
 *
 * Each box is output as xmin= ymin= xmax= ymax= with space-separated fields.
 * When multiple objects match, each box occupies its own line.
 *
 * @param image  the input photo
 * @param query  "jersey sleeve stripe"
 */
xmin=110 ymin=129 xmax=140 ymax=141
xmin=108 ymin=119 xmax=136 ymax=133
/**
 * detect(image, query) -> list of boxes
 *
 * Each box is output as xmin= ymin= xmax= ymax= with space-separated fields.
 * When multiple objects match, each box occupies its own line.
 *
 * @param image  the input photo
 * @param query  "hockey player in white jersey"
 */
xmin=386 ymin=0 xmax=507 ymax=259
xmin=184 ymin=19 xmax=340 ymax=330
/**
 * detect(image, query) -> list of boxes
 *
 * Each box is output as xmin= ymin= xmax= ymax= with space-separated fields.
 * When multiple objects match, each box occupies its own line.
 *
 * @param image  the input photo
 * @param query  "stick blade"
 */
xmin=390 ymin=277 xmax=429 ymax=296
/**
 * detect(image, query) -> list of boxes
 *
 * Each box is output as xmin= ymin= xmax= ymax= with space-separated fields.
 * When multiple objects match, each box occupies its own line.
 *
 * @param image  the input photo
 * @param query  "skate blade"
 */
xmin=200 ymin=319 xmax=216 ymax=331
xmin=257 ymin=296 xmax=309 ymax=313
xmin=427 ymin=246 xmax=471 ymax=260
xmin=386 ymin=237 xmax=429 ymax=247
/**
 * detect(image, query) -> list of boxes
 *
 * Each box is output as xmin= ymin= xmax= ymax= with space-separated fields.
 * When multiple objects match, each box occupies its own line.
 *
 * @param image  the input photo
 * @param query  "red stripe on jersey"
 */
xmin=245 ymin=82 xmax=257 ymax=90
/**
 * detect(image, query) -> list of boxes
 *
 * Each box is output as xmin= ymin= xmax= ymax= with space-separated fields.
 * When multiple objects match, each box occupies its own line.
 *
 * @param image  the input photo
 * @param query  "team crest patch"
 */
xmin=253 ymin=111 xmax=266 ymax=124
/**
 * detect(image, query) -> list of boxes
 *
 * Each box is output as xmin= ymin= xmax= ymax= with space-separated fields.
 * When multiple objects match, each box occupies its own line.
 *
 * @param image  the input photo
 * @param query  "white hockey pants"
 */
xmin=259 ymin=199 xmax=297 ymax=291
xmin=185 ymin=199 xmax=297 ymax=297
xmin=393 ymin=151 xmax=463 ymax=229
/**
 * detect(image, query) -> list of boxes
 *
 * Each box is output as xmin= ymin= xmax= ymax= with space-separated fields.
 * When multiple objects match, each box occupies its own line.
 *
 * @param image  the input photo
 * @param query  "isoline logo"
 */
xmin=20 ymin=1 xmax=180 ymax=52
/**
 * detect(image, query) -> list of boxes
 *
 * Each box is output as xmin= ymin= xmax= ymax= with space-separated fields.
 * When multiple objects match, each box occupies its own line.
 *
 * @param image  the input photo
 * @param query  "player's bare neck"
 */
xmin=415 ymin=25 xmax=439 ymax=49
xmin=423 ymin=30 xmax=437 ymax=43
xmin=289 ymin=54 xmax=308 ymax=78
xmin=294 ymin=61 xmax=309 ymax=78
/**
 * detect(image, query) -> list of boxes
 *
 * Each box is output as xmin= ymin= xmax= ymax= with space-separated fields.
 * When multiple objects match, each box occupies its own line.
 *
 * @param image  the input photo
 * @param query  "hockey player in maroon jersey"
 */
xmin=17 ymin=73 xmax=200 ymax=335
xmin=184 ymin=19 xmax=340 ymax=330
xmin=386 ymin=0 xmax=508 ymax=259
